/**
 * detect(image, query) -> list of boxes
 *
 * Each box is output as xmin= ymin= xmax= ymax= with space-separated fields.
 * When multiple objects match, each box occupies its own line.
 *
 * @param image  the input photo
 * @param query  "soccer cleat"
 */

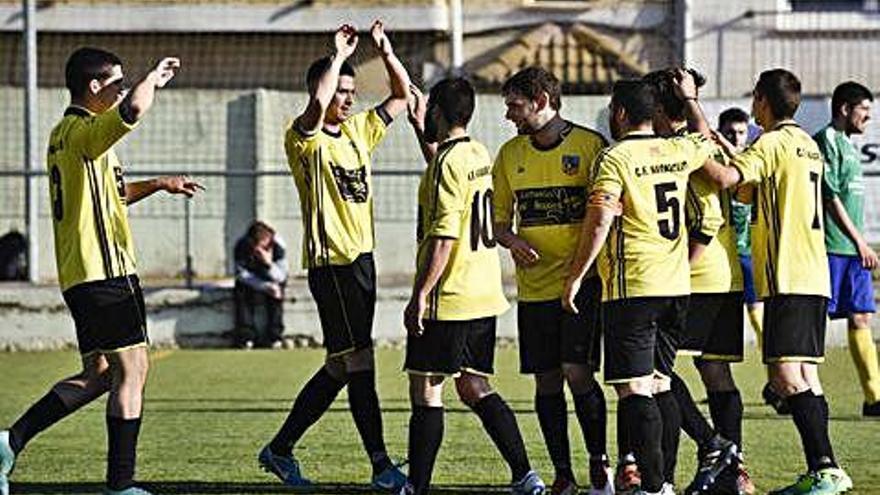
xmin=372 ymin=461 xmax=408 ymax=492
xmin=550 ymin=476 xmax=578 ymax=495
xmin=103 ymin=488 xmax=154 ymax=495
xmin=815 ymin=467 xmax=853 ymax=493
xmin=615 ymin=455 xmax=642 ymax=493
xmin=258 ymin=444 xmax=312 ymax=487
xmin=768 ymin=473 xmax=819 ymax=495
xmin=684 ymin=435 xmax=738 ymax=494
xmin=660 ymin=482 xmax=676 ymax=495
xmin=762 ymin=383 xmax=790 ymax=415
xmin=395 ymin=482 xmax=415 ymax=495
xmin=511 ymin=470 xmax=546 ymax=495
xmin=587 ymin=455 xmax=614 ymax=495
xmin=863 ymin=401 xmax=880 ymax=417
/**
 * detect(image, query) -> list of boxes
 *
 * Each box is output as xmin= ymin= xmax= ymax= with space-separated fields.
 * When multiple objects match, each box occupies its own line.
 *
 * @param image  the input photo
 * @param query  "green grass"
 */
xmin=1 ymin=347 xmax=879 ymax=494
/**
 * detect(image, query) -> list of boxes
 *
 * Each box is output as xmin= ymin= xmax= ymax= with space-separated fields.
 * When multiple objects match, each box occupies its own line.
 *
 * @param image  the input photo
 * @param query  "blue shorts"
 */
xmin=827 ymin=254 xmax=876 ymax=319
xmin=739 ymin=255 xmax=758 ymax=305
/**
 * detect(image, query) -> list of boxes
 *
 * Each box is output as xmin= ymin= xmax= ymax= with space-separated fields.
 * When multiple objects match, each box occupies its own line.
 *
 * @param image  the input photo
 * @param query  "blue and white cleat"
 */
xmin=103 ymin=487 xmax=154 ymax=495
xmin=258 ymin=444 xmax=312 ymax=487
xmin=372 ymin=461 xmax=408 ymax=492
xmin=0 ymin=430 xmax=16 ymax=495
xmin=512 ymin=470 xmax=546 ymax=495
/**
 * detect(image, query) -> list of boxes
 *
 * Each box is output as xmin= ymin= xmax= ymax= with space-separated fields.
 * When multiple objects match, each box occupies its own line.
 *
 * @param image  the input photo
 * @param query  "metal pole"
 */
xmin=184 ymin=198 xmax=194 ymax=288
xmin=680 ymin=0 xmax=693 ymax=65
xmin=449 ymin=0 xmax=464 ymax=75
xmin=24 ymin=0 xmax=39 ymax=283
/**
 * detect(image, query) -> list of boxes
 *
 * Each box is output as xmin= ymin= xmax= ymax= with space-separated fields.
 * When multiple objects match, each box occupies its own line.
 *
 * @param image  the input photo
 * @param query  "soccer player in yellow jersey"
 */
xmin=260 ymin=22 xmax=410 ymax=491
xmin=721 ymin=69 xmax=852 ymax=494
xmin=0 ymin=47 xmax=202 ymax=495
xmin=400 ymin=78 xmax=545 ymax=495
xmin=561 ymin=79 xmax=739 ymax=495
xmin=493 ymin=67 xmax=612 ymax=495
xmin=644 ymin=69 xmax=752 ymax=495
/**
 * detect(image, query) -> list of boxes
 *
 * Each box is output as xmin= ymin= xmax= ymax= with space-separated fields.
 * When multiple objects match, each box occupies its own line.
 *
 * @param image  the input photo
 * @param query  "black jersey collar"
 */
xmin=437 ymin=135 xmax=470 ymax=153
xmin=64 ymin=105 xmax=92 ymax=117
xmin=619 ymin=130 xmax=656 ymax=141
xmin=528 ymin=120 xmax=573 ymax=152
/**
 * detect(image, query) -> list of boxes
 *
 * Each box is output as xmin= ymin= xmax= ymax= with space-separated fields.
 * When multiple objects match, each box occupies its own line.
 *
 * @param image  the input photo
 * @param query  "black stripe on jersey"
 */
xmin=768 ymin=175 xmax=782 ymax=295
xmin=429 ymin=139 xmax=462 ymax=225
xmin=758 ymin=181 xmax=778 ymax=296
xmin=104 ymin=175 xmax=127 ymax=276
xmin=300 ymin=155 xmax=317 ymax=269
xmin=613 ymin=215 xmax=626 ymax=299
xmin=374 ymin=105 xmax=393 ymax=127
xmin=685 ymin=183 xmax=704 ymax=238
xmin=85 ymin=158 xmax=114 ymax=279
xmin=315 ymin=148 xmax=330 ymax=266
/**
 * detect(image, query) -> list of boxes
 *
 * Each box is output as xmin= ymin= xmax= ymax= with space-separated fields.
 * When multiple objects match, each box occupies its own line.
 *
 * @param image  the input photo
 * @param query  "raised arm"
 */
xmin=671 ymin=68 xmax=712 ymax=138
xmin=371 ymin=20 xmax=412 ymax=120
xmin=698 ymin=157 xmax=741 ymax=190
xmin=296 ymin=25 xmax=359 ymax=135
xmin=118 ymin=57 xmax=180 ymax=125
xmin=406 ymin=85 xmax=437 ymax=164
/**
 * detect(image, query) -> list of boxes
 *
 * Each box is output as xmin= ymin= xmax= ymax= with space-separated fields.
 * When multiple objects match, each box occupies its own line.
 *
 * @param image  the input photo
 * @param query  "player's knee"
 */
xmin=343 ymin=348 xmax=375 ymax=373
xmin=534 ymin=369 xmax=564 ymax=395
xmin=696 ymin=360 xmax=735 ymax=392
xmin=615 ymin=377 xmax=653 ymax=399
xmin=851 ymin=313 xmax=872 ymax=330
xmin=652 ymin=374 xmax=672 ymax=394
xmin=561 ymin=363 xmax=596 ymax=394
xmin=409 ymin=374 xmax=444 ymax=407
xmin=323 ymin=358 xmax=348 ymax=382
xmin=769 ymin=364 xmax=808 ymax=397
xmin=455 ymin=374 xmax=492 ymax=406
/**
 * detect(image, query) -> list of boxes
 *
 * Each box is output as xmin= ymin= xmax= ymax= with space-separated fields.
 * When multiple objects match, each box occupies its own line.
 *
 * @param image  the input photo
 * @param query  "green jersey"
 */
xmin=730 ymin=200 xmax=751 ymax=257
xmin=815 ymin=125 xmax=864 ymax=256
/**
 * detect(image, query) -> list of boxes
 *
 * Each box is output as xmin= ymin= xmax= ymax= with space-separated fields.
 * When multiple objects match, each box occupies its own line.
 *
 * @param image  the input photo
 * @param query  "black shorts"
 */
xmin=681 ymin=292 xmax=744 ymax=362
xmin=404 ymin=317 xmax=496 ymax=376
xmin=307 ymin=253 xmax=376 ymax=356
xmin=602 ymin=296 xmax=687 ymax=384
xmin=517 ymin=276 xmax=602 ymax=374
xmin=62 ymin=275 xmax=148 ymax=356
xmin=763 ymin=295 xmax=827 ymax=364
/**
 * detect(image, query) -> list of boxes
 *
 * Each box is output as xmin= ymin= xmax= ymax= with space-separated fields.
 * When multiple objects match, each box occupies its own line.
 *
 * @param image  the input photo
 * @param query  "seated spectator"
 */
xmin=0 ymin=230 xmax=27 ymax=281
xmin=233 ymin=221 xmax=287 ymax=348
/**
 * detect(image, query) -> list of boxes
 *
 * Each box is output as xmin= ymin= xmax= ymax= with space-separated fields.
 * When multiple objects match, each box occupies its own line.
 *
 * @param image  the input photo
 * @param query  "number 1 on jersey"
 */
xmin=470 ymin=189 xmax=497 ymax=251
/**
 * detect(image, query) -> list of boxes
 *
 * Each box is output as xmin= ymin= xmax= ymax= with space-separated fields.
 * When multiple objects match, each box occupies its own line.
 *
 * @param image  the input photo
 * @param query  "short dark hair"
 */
xmin=718 ymin=107 xmax=750 ymax=129
xmin=305 ymin=56 xmax=356 ymax=93
xmin=65 ymin=47 xmax=122 ymax=98
xmin=501 ymin=67 xmax=562 ymax=111
xmin=429 ymin=77 xmax=475 ymax=128
xmin=754 ymin=69 xmax=801 ymax=119
xmin=611 ymin=80 xmax=655 ymax=126
xmin=247 ymin=220 xmax=275 ymax=242
xmin=642 ymin=68 xmax=706 ymax=121
xmin=831 ymin=81 xmax=873 ymax=118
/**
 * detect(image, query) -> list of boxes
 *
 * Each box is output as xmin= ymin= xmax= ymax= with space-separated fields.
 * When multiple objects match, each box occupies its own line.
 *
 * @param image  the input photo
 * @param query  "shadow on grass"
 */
xmin=12 ymin=481 xmax=509 ymax=494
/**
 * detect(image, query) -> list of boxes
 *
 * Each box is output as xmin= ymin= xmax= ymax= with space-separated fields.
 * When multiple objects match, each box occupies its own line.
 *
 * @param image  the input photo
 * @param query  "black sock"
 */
xmin=269 ymin=367 xmax=346 ymax=455
xmin=619 ymin=395 xmax=664 ymax=492
xmin=617 ymin=397 xmax=633 ymax=462
xmin=818 ymin=393 xmax=830 ymax=422
xmin=573 ymin=385 xmax=608 ymax=459
xmin=471 ymin=393 xmax=531 ymax=482
xmin=655 ymin=390 xmax=680 ymax=485
xmin=671 ymin=373 xmax=714 ymax=447
xmin=535 ymin=393 xmax=573 ymax=481
xmin=106 ymin=416 xmax=141 ymax=490
xmin=788 ymin=390 xmax=837 ymax=471
xmin=347 ymin=370 xmax=390 ymax=474
xmin=9 ymin=390 xmax=70 ymax=454
xmin=707 ymin=390 xmax=743 ymax=450
xmin=408 ymin=405 xmax=444 ymax=495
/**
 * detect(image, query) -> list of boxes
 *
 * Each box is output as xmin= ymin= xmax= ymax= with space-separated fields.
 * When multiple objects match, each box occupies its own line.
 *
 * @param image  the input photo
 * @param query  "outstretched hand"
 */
xmin=370 ymin=19 xmax=393 ymax=57
xmin=161 ymin=175 xmax=205 ymax=198
xmin=335 ymin=24 xmax=359 ymax=59
xmin=152 ymin=57 xmax=181 ymax=89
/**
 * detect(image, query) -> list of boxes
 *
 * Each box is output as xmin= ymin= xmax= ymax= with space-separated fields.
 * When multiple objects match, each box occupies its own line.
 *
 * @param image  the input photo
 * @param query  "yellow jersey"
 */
xmin=592 ymin=131 xmax=715 ymax=302
xmin=492 ymin=123 xmax=607 ymax=301
xmin=416 ymin=136 xmax=509 ymax=321
xmin=47 ymin=105 xmax=139 ymax=291
xmin=731 ymin=121 xmax=829 ymax=298
xmin=686 ymin=149 xmax=744 ymax=294
xmin=285 ymin=108 xmax=390 ymax=269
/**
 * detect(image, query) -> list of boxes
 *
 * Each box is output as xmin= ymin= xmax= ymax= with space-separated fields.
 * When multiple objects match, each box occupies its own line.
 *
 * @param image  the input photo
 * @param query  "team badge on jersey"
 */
xmin=562 ymin=155 xmax=580 ymax=175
